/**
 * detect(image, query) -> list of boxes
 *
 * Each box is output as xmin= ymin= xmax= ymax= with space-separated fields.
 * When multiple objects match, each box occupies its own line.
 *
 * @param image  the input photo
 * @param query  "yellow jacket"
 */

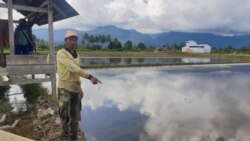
xmin=56 ymin=48 xmax=90 ymax=93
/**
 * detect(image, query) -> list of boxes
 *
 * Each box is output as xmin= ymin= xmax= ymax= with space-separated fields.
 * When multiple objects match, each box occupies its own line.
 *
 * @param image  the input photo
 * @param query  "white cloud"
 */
xmin=1 ymin=0 xmax=250 ymax=34
xmin=56 ymin=0 xmax=250 ymax=34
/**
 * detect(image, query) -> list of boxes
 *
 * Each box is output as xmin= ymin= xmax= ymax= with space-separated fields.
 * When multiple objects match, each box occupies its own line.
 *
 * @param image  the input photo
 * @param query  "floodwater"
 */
xmin=4 ymin=57 xmax=250 ymax=141
xmin=79 ymin=65 xmax=250 ymax=141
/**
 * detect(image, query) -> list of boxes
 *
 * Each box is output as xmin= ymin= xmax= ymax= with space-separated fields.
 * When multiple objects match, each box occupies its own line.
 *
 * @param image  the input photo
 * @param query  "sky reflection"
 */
xmin=80 ymin=65 xmax=250 ymax=141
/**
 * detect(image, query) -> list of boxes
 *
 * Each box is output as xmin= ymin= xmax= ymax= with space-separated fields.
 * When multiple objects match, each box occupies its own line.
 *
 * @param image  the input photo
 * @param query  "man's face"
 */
xmin=65 ymin=36 xmax=78 ymax=50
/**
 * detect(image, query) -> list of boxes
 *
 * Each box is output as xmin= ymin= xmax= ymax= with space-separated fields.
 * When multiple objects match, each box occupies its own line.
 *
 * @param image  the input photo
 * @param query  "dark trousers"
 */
xmin=58 ymin=88 xmax=81 ymax=140
xmin=15 ymin=44 xmax=29 ymax=55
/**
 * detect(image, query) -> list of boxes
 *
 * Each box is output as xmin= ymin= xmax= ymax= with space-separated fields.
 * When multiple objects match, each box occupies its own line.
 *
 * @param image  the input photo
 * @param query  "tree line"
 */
xmin=34 ymin=33 xmax=250 ymax=53
xmin=211 ymin=45 xmax=250 ymax=54
xmin=80 ymin=33 xmax=149 ymax=51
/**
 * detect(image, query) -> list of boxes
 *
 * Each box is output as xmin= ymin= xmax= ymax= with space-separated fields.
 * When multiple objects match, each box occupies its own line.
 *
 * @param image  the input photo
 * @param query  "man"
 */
xmin=57 ymin=30 xmax=101 ymax=140
xmin=14 ymin=19 xmax=28 ymax=54
xmin=14 ymin=19 xmax=34 ymax=54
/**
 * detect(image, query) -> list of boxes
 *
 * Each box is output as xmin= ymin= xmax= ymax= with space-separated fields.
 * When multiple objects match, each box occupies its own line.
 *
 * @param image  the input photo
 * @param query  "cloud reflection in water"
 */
xmin=80 ymin=66 xmax=250 ymax=141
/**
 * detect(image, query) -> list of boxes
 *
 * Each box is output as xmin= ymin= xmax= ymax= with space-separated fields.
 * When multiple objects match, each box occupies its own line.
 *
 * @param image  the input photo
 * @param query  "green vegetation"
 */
xmin=212 ymin=45 xmax=250 ymax=54
xmin=0 ymin=99 xmax=12 ymax=114
xmin=21 ymin=83 xmax=48 ymax=103
xmin=3 ymin=32 xmax=250 ymax=55
xmin=0 ymin=82 xmax=49 ymax=114
xmin=0 ymin=33 xmax=242 ymax=55
xmin=80 ymin=33 xmax=151 ymax=51
xmin=0 ymin=78 xmax=11 ymax=114
xmin=0 ymin=86 xmax=10 ymax=99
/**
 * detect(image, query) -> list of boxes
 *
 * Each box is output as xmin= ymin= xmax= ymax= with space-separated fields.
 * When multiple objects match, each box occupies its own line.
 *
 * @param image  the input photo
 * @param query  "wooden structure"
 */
xmin=0 ymin=0 xmax=79 ymax=95
xmin=0 ymin=130 xmax=34 ymax=141
xmin=0 ymin=129 xmax=89 ymax=141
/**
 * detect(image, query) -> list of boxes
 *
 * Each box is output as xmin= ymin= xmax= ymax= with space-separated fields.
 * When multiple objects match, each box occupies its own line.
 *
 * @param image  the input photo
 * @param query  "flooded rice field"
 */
xmin=80 ymin=64 xmax=250 ymax=141
xmin=80 ymin=57 xmax=227 ymax=67
xmin=5 ymin=61 xmax=250 ymax=141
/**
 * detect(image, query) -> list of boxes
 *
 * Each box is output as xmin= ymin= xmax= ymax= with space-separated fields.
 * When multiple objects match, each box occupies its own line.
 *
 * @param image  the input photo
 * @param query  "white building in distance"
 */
xmin=182 ymin=40 xmax=211 ymax=53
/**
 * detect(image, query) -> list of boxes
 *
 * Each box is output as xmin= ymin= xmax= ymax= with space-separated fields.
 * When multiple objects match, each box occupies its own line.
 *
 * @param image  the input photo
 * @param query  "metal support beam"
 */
xmin=7 ymin=0 xmax=14 ymax=55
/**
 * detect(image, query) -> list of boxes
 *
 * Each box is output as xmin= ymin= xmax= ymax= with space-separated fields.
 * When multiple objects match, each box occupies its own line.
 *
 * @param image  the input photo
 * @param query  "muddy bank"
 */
xmin=2 ymin=96 xmax=85 ymax=141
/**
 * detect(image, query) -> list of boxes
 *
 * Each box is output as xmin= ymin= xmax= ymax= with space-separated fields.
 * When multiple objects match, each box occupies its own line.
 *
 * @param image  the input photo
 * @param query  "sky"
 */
xmin=1 ymin=0 xmax=250 ymax=34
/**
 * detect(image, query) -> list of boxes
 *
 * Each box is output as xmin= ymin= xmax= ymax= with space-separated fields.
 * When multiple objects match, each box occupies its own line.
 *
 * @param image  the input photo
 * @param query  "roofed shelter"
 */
xmin=0 ymin=0 xmax=79 ymax=95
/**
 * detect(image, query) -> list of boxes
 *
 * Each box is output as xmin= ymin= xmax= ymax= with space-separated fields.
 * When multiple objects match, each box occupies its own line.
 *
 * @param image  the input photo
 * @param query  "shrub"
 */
xmin=0 ymin=83 xmax=11 ymax=114
xmin=0 ymin=99 xmax=12 ymax=114
xmin=0 ymin=85 xmax=10 ymax=100
xmin=21 ymin=83 xmax=48 ymax=103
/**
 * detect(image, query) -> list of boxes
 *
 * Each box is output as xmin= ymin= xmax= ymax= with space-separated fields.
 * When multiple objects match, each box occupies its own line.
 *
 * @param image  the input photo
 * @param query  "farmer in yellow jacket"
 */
xmin=57 ymin=30 xmax=101 ymax=140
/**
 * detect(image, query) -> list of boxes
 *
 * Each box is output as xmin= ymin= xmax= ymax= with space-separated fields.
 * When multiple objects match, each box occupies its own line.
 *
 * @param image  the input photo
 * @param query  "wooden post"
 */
xmin=0 ymin=32 xmax=4 ymax=67
xmin=7 ymin=0 xmax=14 ymax=55
xmin=48 ymin=0 xmax=57 ymax=96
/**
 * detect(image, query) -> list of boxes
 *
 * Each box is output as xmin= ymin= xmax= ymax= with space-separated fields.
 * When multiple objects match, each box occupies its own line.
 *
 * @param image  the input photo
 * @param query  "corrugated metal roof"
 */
xmin=2 ymin=0 xmax=79 ymax=25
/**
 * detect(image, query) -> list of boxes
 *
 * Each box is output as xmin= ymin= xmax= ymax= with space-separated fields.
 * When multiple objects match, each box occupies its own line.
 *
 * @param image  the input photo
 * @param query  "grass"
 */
xmin=21 ymin=83 xmax=48 ymax=103
xmin=4 ymin=48 xmax=250 ymax=63
xmin=49 ymin=49 xmax=250 ymax=60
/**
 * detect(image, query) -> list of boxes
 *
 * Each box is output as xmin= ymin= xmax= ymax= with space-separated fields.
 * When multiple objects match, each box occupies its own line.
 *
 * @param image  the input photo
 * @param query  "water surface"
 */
xmin=80 ymin=57 xmax=227 ymax=67
xmin=80 ymin=65 xmax=250 ymax=141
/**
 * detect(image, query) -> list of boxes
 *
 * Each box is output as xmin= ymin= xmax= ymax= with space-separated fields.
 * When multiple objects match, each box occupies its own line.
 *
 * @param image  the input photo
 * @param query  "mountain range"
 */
xmin=33 ymin=25 xmax=250 ymax=48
